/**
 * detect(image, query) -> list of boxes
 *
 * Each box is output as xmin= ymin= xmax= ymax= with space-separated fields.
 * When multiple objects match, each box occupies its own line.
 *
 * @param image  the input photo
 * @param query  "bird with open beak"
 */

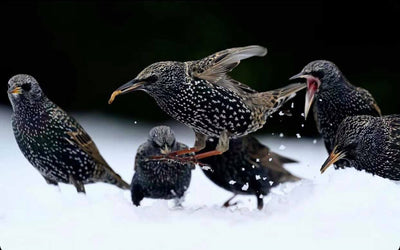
xmin=109 ymin=45 xmax=305 ymax=162
xmin=289 ymin=60 xmax=381 ymax=169
xmin=320 ymin=115 xmax=400 ymax=181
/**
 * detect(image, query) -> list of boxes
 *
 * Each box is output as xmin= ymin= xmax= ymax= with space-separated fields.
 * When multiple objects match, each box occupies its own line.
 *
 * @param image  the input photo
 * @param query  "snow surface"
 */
xmin=0 ymin=105 xmax=399 ymax=250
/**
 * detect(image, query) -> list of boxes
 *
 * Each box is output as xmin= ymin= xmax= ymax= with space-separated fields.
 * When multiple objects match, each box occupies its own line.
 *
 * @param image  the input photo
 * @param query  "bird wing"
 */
xmin=47 ymin=106 xmax=107 ymax=167
xmin=190 ymin=45 xmax=267 ymax=94
xmin=356 ymin=87 xmax=382 ymax=116
xmin=251 ymin=82 xmax=306 ymax=114
xmin=243 ymin=135 xmax=297 ymax=174
xmin=65 ymin=128 xmax=108 ymax=167
xmin=386 ymin=115 xmax=400 ymax=169
xmin=134 ymin=143 xmax=148 ymax=171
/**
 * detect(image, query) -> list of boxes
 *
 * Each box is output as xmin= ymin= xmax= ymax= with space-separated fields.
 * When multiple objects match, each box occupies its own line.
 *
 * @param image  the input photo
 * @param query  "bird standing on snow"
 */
xmin=131 ymin=126 xmax=195 ymax=206
xmin=109 ymin=45 xmax=305 ymax=161
xmin=320 ymin=115 xmax=400 ymax=181
xmin=199 ymin=135 xmax=299 ymax=210
xmin=8 ymin=74 xmax=130 ymax=193
xmin=290 ymin=60 xmax=381 ymax=168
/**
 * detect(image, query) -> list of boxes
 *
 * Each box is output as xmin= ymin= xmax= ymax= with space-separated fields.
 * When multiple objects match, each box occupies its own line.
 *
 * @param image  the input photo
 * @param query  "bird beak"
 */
xmin=8 ymin=86 xmax=22 ymax=95
xmin=320 ymin=146 xmax=346 ymax=174
xmin=108 ymin=79 xmax=145 ymax=104
xmin=160 ymin=144 xmax=171 ymax=155
xmin=289 ymin=73 xmax=320 ymax=119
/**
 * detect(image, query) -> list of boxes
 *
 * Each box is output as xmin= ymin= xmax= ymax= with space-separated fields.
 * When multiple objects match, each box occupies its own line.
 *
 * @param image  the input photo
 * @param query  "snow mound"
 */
xmin=0 ymin=106 xmax=399 ymax=250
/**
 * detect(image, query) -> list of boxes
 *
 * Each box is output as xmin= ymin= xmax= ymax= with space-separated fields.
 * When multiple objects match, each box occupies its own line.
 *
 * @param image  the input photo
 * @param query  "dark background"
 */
xmin=1 ymin=1 xmax=399 ymax=137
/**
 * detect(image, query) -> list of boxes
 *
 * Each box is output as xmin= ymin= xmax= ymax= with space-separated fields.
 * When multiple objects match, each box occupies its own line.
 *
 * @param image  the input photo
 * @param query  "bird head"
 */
xmin=7 ymin=74 xmax=44 ymax=110
xmin=148 ymin=125 xmax=176 ymax=155
xmin=108 ymin=61 xmax=184 ymax=104
xmin=320 ymin=115 xmax=372 ymax=174
xmin=289 ymin=60 xmax=343 ymax=119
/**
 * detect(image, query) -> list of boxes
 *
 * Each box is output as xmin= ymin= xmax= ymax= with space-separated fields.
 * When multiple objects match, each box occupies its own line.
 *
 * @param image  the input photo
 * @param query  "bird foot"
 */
xmin=222 ymin=200 xmax=239 ymax=208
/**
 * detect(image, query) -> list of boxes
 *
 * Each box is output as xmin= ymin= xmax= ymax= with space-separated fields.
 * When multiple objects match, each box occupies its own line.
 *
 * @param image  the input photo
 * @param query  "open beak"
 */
xmin=108 ymin=79 xmax=145 ymax=104
xmin=289 ymin=73 xmax=320 ymax=119
xmin=320 ymin=146 xmax=346 ymax=174
xmin=8 ymin=86 xmax=21 ymax=95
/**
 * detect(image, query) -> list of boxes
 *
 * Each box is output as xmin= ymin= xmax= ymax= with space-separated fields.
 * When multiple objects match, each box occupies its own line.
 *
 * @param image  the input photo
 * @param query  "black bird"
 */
xmin=290 ymin=60 xmax=381 ymax=168
xmin=109 ymin=45 xmax=305 ymax=160
xmin=199 ymin=135 xmax=299 ymax=210
xmin=131 ymin=126 xmax=195 ymax=206
xmin=8 ymin=74 xmax=130 ymax=193
xmin=320 ymin=115 xmax=400 ymax=181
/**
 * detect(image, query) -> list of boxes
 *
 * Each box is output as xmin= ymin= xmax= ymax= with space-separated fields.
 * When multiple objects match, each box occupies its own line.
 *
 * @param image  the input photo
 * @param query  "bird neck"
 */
xmin=12 ymin=95 xmax=54 ymax=119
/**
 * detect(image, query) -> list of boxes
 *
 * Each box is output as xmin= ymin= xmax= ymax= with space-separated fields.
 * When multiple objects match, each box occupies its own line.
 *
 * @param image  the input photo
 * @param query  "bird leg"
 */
xmin=193 ymin=130 xmax=229 ymax=160
xmin=222 ymin=194 xmax=238 ymax=208
xmin=256 ymin=193 xmax=264 ymax=210
xmin=69 ymin=175 xmax=86 ymax=194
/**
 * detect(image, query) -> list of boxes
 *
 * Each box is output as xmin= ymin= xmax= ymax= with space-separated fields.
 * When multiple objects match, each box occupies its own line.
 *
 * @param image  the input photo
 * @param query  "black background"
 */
xmin=1 ymin=1 xmax=399 ymax=137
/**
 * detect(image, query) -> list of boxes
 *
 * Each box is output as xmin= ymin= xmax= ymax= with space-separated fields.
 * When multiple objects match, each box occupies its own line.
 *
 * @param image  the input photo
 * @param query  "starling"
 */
xmin=7 ymin=74 xmax=130 ymax=193
xmin=320 ymin=115 xmax=400 ymax=180
xmin=131 ymin=125 xmax=195 ymax=206
xmin=290 ymin=60 xmax=381 ymax=168
xmin=199 ymin=135 xmax=299 ymax=210
xmin=109 ymin=45 xmax=305 ymax=160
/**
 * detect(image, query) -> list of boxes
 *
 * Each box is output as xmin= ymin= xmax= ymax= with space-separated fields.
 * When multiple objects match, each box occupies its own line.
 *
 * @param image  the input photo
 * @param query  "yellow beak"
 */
xmin=8 ymin=86 xmax=22 ymax=95
xmin=320 ymin=146 xmax=346 ymax=174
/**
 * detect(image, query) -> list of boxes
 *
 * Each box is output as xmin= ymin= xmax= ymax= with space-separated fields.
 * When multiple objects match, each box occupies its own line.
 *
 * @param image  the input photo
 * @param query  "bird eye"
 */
xmin=21 ymin=83 xmax=31 ymax=91
xmin=311 ymin=71 xmax=324 ymax=79
xmin=145 ymin=75 xmax=158 ymax=83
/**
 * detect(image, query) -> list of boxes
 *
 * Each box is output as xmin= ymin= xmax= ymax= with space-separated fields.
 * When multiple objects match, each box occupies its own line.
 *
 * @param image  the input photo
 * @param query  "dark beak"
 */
xmin=289 ymin=72 xmax=307 ymax=81
xmin=108 ymin=79 xmax=145 ymax=104
xmin=320 ymin=146 xmax=346 ymax=174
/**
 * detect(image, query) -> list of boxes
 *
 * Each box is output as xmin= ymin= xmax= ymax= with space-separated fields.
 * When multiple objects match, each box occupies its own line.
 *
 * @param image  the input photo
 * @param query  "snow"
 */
xmin=0 ymin=105 xmax=399 ymax=250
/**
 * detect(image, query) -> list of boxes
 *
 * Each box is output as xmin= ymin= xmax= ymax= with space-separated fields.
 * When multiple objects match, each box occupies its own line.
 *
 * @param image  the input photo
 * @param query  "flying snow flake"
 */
xmin=259 ymin=194 xmax=264 ymax=199
xmin=255 ymin=175 xmax=261 ymax=180
xmin=256 ymin=158 xmax=260 ymax=162
xmin=279 ymin=145 xmax=286 ymax=150
xmin=296 ymin=133 xmax=301 ymax=139
xmin=268 ymin=158 xmax=273 ymax=162
xmin=301 ymin=112 xmax=305 ymax=117
xmin=133 ymin=121 xmax=138 ymax=124
xmin=291 ymin=102 xmax=294 ymax=108
xmin=200 ymin=165 xmax=212 ymax=171
xmin=262 ymin=177 xmax=268 ymax=180
xmin=279 ymin=111 xmax=285 ymax=116
xmin=279 ymin=133 xmax=284 ymax=138
xmin=301 ymin=123 xmax=305 ymax=127
xmin=241 ymin=183 xmax=249 ymax=191
xmin=269 ymin=181 xmax=274 ymax=186
xmin=241 ymin=168 xmax=245 ymax=171
xmin=313 ymin=139 xmax=317 ymax=144
xmin=228 ymin=180 xmax=236 ymax=185
xmin=319 ymin=98 xmax=323 ymax=102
